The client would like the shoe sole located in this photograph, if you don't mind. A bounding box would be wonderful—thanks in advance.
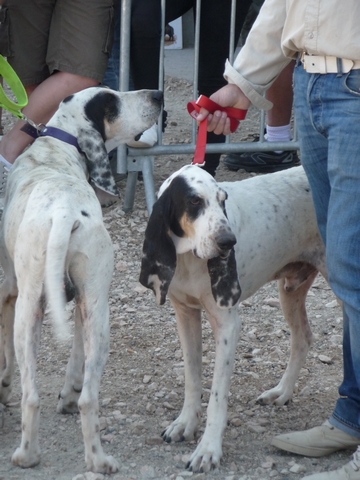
[224,161,300,174]
[271,437,358,457]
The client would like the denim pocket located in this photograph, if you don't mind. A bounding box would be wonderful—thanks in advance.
[343,69,360,97]
[0,6,11,57]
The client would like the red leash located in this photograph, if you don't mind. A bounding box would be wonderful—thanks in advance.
[187,95,247,166]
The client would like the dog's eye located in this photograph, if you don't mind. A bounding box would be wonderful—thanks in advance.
[190,196,201,205]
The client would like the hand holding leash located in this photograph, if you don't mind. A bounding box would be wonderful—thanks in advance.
[187,94,247,166]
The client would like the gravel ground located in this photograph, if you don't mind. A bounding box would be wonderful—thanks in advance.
[0,77,351,480]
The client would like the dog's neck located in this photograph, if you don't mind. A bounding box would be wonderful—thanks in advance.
[170,232,195,255]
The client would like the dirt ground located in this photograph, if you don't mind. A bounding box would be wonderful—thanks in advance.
[0,77,350,480]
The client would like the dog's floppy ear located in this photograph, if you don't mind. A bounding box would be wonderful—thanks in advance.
[139,188,176,305]
[207,249,241,308]
[77,130,120,198]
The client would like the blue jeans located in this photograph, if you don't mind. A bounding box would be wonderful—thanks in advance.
[294,64,360,438]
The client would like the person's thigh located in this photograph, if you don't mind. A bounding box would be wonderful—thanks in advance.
[325,69,360,307]
[47,0,115,83]
[293,64,330,243]
[295,65,360,319]
[6,0,56,85]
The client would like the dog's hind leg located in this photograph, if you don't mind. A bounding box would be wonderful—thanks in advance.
[77,290,119,474]
[11,289,44,468]
[0,275,17,405]
[257,266,318,406]
[57,304,84,414]
[161,299,203,443]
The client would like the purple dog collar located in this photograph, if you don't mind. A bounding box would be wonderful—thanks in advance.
[20,123,83,154]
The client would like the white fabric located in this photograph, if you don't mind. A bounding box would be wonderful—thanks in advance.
[224,0,360,110]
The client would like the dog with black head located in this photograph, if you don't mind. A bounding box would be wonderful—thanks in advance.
[0,87,162,473]
[140,164,328,472]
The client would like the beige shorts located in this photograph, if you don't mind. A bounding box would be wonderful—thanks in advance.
[3,0,115,85]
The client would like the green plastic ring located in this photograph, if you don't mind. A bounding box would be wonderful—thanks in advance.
[0,55,28,119]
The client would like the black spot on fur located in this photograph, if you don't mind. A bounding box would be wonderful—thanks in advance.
[166,176,205,236]
[84,91,120,140]
[81,210,89,217]
[63,94,74,103]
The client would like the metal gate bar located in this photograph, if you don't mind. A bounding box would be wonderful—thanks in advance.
[117,0,299,213]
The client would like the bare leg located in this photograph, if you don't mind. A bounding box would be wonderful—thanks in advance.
[267,61,295,127]
[0,71,98,163]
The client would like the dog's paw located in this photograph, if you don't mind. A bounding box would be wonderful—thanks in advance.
[86,454,119,474]
[186,436,222,473]
[257,385,293,406]
[12,445,41,468]
[57,390,81,414]
[161,409,201,443]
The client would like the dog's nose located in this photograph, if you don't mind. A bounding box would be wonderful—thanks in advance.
[216,232,237,251]
[152,90,164,104]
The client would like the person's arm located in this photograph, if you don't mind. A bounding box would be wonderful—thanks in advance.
[197,0,290,134]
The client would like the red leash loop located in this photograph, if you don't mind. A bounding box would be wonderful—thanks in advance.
[187,95,247,166]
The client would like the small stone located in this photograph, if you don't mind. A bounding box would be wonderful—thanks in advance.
[318,354,332,364]
[143,375,152,384]
[246,423,267,433]
[229,417,242,427]
[326,299,339,308]
[72,473,105,480]
[146,402,156,413]
[101,397,111,407]
[289,463,307,473]
[99,417,107,431]
[264,297,280,308]
[145,436,164,445]
[299,386,311,397]
[140,465,156,478]
[261,457,275,469]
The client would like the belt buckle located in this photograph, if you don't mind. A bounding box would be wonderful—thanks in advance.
[300,51,307,69]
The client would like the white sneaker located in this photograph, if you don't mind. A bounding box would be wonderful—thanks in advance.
[302,446,360,479]
[127,123,157,148]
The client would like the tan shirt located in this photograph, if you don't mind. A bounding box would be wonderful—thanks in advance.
[224,0,360,110]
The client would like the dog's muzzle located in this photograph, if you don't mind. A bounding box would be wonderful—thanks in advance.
[216,231,237,258]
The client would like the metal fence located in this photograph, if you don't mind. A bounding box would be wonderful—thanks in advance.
[116,0,299,213]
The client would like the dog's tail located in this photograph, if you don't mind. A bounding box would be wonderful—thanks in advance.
[44,216,77,342]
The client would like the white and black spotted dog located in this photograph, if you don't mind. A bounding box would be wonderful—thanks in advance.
[140,164,328,472]
[0,87,162,473]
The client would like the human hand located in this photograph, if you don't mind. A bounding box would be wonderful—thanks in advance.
[196,84,251,135]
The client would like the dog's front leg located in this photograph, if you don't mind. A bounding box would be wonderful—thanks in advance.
[57,304,84,414]
[11,295,43,468]
[162,297,203,443]
[187,307,240,473]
